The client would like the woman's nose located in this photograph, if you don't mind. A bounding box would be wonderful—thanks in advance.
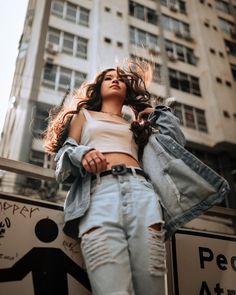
[112,77,119,84]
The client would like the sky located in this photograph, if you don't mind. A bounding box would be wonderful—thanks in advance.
[0,0,29,134]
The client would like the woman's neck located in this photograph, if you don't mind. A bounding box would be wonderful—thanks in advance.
[101,102,123,116]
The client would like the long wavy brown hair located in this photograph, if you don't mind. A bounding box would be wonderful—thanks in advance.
[44,60,154,155]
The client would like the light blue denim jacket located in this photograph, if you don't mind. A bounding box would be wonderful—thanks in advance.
[142,107,230,239]
[55,107,230,240]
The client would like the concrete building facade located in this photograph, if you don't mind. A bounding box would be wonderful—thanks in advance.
[0,0,236,206]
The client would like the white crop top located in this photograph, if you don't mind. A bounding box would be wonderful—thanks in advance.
[80,109,138,161]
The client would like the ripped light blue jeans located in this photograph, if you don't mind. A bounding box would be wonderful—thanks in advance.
[78,169,166,295]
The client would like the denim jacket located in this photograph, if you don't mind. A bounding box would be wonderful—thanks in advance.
[142,107,230,239]
[55,107,230,240]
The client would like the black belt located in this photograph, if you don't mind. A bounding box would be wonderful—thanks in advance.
[91,164,150,181]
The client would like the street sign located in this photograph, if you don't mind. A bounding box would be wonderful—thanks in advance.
[171,229,236,295]
[0,193,91,295]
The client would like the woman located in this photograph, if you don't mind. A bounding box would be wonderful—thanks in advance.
[44,60,229,294]
[44,62,167,295]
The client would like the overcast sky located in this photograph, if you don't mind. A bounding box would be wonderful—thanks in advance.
[0,0,28,134]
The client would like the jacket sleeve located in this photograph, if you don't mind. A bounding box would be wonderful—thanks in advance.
[54,137,94,183]
[148,106,186,147]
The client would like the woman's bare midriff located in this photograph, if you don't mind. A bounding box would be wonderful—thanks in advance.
[104,152,140,169]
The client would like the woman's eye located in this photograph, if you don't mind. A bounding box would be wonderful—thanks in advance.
[104,77,111,80]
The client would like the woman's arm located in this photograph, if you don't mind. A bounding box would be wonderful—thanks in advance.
[68,111,85,144]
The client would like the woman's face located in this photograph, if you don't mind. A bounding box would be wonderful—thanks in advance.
[100,70,127,103]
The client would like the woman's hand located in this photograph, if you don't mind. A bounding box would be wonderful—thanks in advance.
[137,107,155,122]
[82,149,109,174]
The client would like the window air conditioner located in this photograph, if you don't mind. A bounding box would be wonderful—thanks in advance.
[46,43,60,55]
[149,46,161,56]
[169,3,179,12]
[174,29,183,38]
[184,32,194,42]
[167,51,178,62]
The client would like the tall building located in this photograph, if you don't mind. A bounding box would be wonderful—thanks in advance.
[0,0,236,206]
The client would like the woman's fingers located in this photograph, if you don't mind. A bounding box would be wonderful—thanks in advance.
[82,150,109,173]
[137,107,155,121]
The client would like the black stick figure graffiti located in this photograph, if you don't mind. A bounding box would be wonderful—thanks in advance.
[0,218,91,295]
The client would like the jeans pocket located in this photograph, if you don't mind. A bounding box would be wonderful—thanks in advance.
[139,178,155,190]
[165,159,216,205]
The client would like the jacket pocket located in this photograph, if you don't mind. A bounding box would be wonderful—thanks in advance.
[164,159,217,207]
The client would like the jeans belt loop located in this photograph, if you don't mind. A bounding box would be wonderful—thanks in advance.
[130,167,137,177]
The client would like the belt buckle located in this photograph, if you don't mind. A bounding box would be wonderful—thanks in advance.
[111,164,127,175]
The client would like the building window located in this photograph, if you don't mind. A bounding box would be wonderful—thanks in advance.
[58,67,72,91]
[129,1,158,25]
[74,72,87,88]
[32,104,50,138]
[196,109,208,132]
[76,37,88,59]
[42,64,87,92]
[47,28,60,45]
[174,103,184,125]
[130,54,161,83]
[184,105,196,129]
[162,14,191,39]
[219,18,234,34]
[225,39,236,56]
[216,77,222,83]
[169,69,201,96]
[51,0,64,17]
[175,103,208,132]
[160,0,187,14]
[50,1,90,27]
[210,48,216,54]
[215,0,231,14]
[65,2,77,22]
[29,150,45,167]
[153,64,161,82]
[47,27,88,59]
[231,64,236,80]
[62,32,74,55]
[43,63,57,89]
[79,7,90,27]
[129,26,159,50]
[165,39,197,65]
